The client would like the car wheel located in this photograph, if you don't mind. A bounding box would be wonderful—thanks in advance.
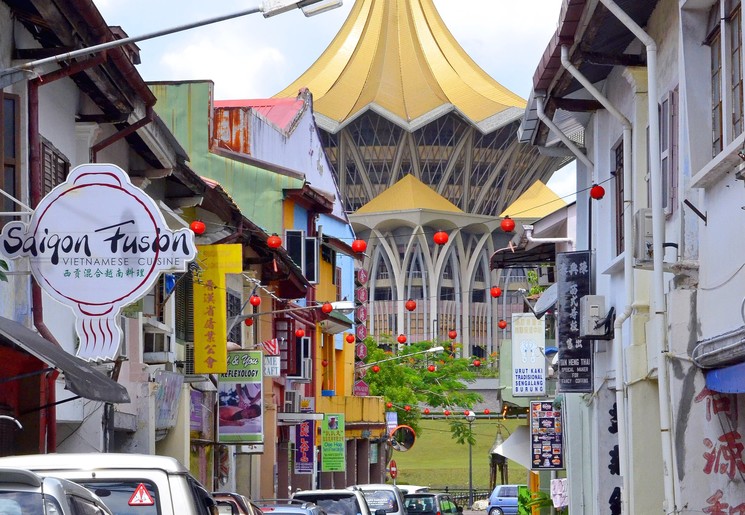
[488,509,503,515]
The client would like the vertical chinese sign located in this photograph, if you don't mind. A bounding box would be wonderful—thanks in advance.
[354,267,370,394]
[556,250,593,393]
[530,400,564,470]
[511,313,546,397]
[193,244,242,374]
[294,397,315,475]
[321,413,345,472]
[217,350,264,443]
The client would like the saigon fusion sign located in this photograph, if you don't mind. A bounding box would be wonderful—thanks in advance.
[0,164,196,361]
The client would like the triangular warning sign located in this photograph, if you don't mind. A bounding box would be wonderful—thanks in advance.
[128,483,155,506]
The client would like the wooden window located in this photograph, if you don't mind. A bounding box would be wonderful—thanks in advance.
[661,89,679,217]
[41,137,70,196]
[712,29,724,156]
[275,317,297,376]
[613,142,625,256]
[335,266,342,301]
[285,229,319,284]
[1,94,21,229]
[175,270,194,342]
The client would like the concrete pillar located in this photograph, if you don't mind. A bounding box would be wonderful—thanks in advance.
[356,439,371,484]
[277,443,290,499]
[345,439,357,486]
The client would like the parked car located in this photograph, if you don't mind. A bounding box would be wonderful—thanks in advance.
[403,492,460,515]
[255,498,327,515]
[0,467,114,515]
[396,486,429,495]
[214,492,263,515]
[0,453,217,515]
[292,489,380,515]
[486,485,523,515]
[348,485,405,515]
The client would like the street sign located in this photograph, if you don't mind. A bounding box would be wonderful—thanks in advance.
[355,268,369,286]
[355,287,369,303]
[353,379,369,396]
[389,459,398,479]
[356,324,368,341]
[356,342,368,360]
[355,305,368,323]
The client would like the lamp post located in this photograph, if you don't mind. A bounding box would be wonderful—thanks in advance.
[465,411,476,508]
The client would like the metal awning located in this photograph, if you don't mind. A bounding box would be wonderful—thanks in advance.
[706,362,745,394]
[0,317,130,403]
[491,425,532,469]
[319,310,353,334]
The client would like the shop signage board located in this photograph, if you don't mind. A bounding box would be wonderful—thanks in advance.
[530,400,564,470]
[217,350,264,443]
[294,398,315,475]
[321,413,345,472]
[356,324,368,340]
[355,305,368,323]
[556,251,593,392]
[511,313,546,397]
[353,380,369,397]
[355,268,369,286]
[356,342,368,360]
[355,286,368,303]
[0,163,196,361]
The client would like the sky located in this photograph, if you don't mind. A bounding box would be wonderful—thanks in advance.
[92,0,575,200]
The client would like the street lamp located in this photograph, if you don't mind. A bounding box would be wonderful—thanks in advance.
[465,411,476,508]
[0,0,344,89]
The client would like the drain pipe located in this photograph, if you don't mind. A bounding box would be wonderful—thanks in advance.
[596,1,675,513]
[561,44,634,515]
[524,225,574,250]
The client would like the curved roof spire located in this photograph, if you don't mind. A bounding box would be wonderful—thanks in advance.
[275,0,527,134]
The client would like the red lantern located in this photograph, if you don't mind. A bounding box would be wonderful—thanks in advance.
[190,220,206,235]
[249,295,261,307]
[500,216,515,233]
[590,183,606,200]
[498,319,507,330]
[448,330,457,340]
[351,239,367,253]
[427,364,436,372]
[464,410,471,416]
[473,359,481,367]
[267,234,282,249]
[404,405,411,412]
[386,402,393,409]
[295,329,305,338]
[372,365,381,373]
[484,409,491,415]
[423,408,430,415]
[397,334,407,344]
[345,334,355,344]
[321,302,333,314]
[244,318,253,327]
[322,359,328,367]
[444,409,451,417]
[433,230,449,245]
[405,299,417,312]
[490,286,502,298]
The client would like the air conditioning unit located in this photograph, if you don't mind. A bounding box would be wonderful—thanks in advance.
[184,343,195,375]
[284,390,300,413]
[634,208,653,269]
[537,265,555,286]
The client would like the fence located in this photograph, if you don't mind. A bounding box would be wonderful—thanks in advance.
[431,488,491,508]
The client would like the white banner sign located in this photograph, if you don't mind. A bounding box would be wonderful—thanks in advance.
[264,355,280,377]
[511,313,546,397]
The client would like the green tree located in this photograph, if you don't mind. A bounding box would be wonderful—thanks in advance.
[362,337,483,440]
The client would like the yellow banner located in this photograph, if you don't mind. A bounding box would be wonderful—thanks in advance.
[193,244,243,374]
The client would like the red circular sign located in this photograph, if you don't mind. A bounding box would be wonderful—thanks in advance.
[389,460,398,479]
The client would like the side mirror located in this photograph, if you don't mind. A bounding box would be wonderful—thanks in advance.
[215,501,237,515]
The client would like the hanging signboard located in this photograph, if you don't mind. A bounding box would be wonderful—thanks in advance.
[511,313,546,397]
[353,379,369,397]
[321,413,346,472]
[294,397,315,475]
[556,251,593,393]
[530,400,564,470]
[0,163,196,361]
[217,350,264,443]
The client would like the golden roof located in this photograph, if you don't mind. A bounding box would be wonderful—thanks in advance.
[275,0,527,134]
[356,174,463,213]
[500,181,566,219]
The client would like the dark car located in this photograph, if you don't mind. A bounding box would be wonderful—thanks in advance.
[255,499,327,515]
[403,493,461,515]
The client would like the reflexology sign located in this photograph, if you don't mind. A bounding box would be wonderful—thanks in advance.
[0,164,196,361]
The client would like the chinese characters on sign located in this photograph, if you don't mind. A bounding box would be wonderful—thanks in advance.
[556,251,593,393]
[321,413,345,472]
[530,401,564,470]
[217,350,264,444]
[354,267,369,394]
[294,397,315,475]
[511,313,546,397]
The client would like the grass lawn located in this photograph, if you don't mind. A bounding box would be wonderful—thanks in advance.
[390,418,529,490]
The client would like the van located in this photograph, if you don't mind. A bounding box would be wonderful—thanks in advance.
[0,453,217,515]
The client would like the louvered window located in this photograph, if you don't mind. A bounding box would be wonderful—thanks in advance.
[1,94,20,229]
[274,317,296,376]
[41,137,69,196]
[227,289,242,344]
[175,270,194,342]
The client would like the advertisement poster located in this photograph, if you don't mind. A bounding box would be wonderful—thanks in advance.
[294,397,315,475]
[217,350,263,443]
[511,313,546,397]
[321,413,345,472]
[530,400,564,470]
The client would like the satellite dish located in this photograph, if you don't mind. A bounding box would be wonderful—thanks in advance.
[533,283,558,320]
[389,425,416,452]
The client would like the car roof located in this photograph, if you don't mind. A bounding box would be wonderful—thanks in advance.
[0,453,190,474]
[294,490,361,496]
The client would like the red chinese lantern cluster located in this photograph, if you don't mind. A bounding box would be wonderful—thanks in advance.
[490,286,502,298]
[498,319,507,330]
[190,220,206,235]
[345,334,355,344]
[244,318,253,327]
[397,334,407,344]
[267,234,282,249]
[405,299,417,312]
[473,359,481,367]
[372,365,381,373]
[433,230,449,245]
[351,239,367,253]
[295,328,305,338]
[249,295,261,307]
[448,329,457,340]
[500,216,515,233]
[321,302,333,314]
[590,183,606,200]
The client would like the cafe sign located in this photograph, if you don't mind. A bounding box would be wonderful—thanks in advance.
[0,164,196,361]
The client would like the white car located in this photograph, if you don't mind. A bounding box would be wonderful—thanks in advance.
[349,485,406,515]
[293,489,379,515]
[396,486,429,495]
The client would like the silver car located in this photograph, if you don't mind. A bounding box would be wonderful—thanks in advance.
[0,467,113,515]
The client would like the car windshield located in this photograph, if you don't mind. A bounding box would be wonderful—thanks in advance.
[359,492,396,513]
[293,495,360,515]
[403,496,435,515]
[0,492,55,515]
[80,480,160,515]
